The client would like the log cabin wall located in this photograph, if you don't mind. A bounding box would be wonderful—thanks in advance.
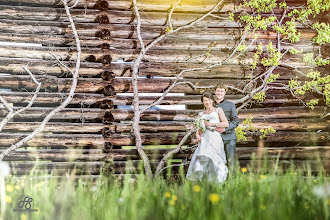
[0,0,328,176]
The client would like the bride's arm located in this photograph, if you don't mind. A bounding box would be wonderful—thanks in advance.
[196,128,202,142]
[214,108,229,128]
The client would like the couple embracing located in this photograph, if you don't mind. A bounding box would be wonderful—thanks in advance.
[186,83,239,183]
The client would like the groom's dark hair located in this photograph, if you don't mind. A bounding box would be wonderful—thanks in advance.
[201,92,216,106]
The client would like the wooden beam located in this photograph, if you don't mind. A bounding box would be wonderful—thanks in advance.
[0,75,107,93]
[108,106,326,122]
[0,107,104,121]
[0,133,104,148]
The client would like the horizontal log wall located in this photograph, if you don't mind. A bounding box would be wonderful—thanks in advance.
[0,0,328,176]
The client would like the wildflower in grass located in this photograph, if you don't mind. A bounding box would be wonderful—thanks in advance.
[171,195,177,201]
[164,192,171,198]
[90,186,98,192]
[5,195,12,204]
[169,200,176,206]
[20,214,27,220]
[241,167,247,173]
[260,205,266,210]
[118,198,123,204]
[260,175,267,179]
[6,185,14,192]
[193,185,201,192]
[313,183,330,198]
[209,194,220,204]
[248,192,253,196]
[15,185,20,190]
[314,179,318,183]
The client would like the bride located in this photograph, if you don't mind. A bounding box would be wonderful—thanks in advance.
[186,92,229,183]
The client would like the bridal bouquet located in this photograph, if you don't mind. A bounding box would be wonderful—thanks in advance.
[194,117,206,132]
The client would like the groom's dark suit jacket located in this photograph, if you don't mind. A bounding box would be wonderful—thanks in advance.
[216,100,239,140]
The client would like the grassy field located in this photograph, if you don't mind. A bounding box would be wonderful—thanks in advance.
[2,161,329,220]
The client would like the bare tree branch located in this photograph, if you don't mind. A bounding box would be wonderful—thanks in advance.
[0,67,41,132]
[155,128,196,178]
[0,0,81,161]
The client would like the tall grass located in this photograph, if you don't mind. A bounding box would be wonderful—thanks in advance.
[3,161,329,220]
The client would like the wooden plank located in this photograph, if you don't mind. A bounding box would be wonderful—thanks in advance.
[3,122,107,133]
[0,0,108,10]
[0,5,310,28]
[0,133,104,148]
[0,32,316,53]
[109,78,301,94]
[0,107,104,121]
[0,5,100,23]
[110,93,322,106]
[109,62,327,79]
[2,146,329,161]
[0,75,107,93]
[104,131,329,146]
[0,20,316,42]
[108,106,326,122]
[0,92,106,106]
[111,118,330,133]
[1,57,326,80]
[0,57,105,77]
[0,46,111,63]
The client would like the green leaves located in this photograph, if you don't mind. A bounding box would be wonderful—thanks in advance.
[312,22,330,45]
[235,115,277,141]
[240,0,277,13]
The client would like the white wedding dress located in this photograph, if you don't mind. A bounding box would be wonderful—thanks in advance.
[186,108,228,183]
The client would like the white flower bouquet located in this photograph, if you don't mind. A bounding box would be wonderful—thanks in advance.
[194,117,206,132]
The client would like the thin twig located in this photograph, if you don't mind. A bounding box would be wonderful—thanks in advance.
[0,0,81,161]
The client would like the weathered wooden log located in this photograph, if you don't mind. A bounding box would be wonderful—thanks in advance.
[0,130,327,148]
[109,78,300,94]
[0,5,311,28]
[0,57,105,77]
[0,75,107,93]
[107,0,307,13]
[109,62,327,79]
[0,133,104,148]
[108,107,326,122]
[0,19,316,41]
[0,5,101,23]
[3,122,107,133]
[0,46,111,63]
[0,32,316,54]
[0,0,307,13]
[9,162,103,175]
[0,92,106,106]
[110,48,308,65]
[109,118,329,133]
[0,0,109,10]
[103,131,329,146]
[2,57,325,80]
[9,159,329,175]
[0,107,104,121]
[110,93,322,106]
[1,146,328,162]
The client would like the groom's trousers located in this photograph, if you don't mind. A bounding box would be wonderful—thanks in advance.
[223,139,236,170]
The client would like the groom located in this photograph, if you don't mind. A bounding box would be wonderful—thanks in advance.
[214,83,239,171]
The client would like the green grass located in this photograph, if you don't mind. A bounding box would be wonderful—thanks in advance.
[3,162,330,220]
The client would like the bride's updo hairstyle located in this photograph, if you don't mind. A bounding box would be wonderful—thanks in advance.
[201,92,216,107]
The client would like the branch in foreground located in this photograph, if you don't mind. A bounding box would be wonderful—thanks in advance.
[0,66,41,132]
[155,128,196,178]
[0,0,81,161]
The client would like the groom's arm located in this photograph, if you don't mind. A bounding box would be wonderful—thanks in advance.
[224,103,239,133]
